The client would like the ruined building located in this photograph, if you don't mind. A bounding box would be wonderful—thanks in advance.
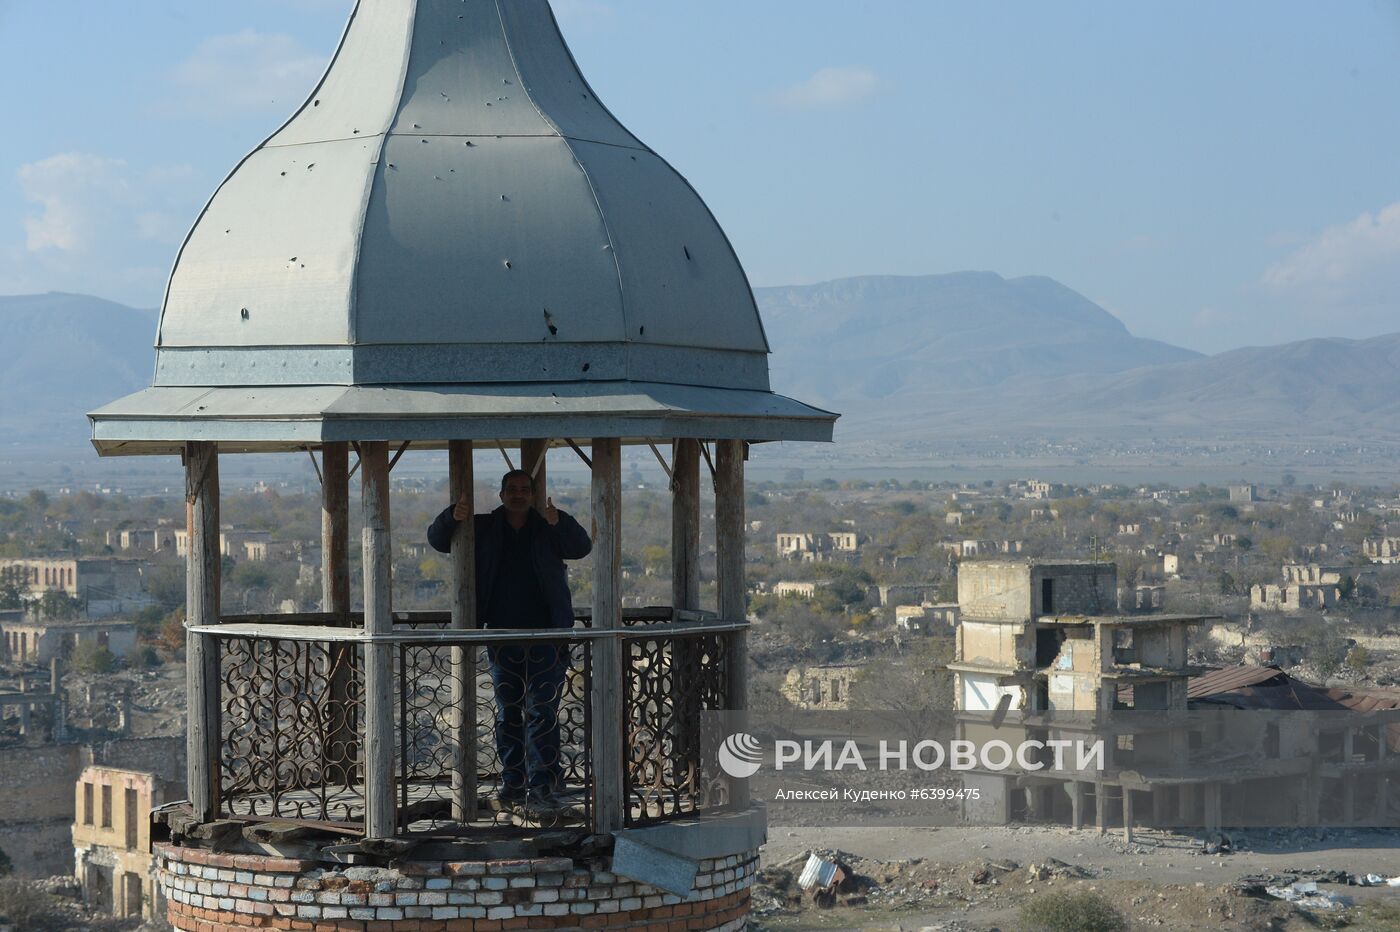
[951,560,1399,838]
[73,766,179,920]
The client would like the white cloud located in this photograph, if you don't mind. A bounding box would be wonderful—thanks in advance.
[771,67,880,110]
[7,152,199,305]
[1259,201,1400,337]
[1264,201,1400,289]
[19,154,131,253]
[167,31,326,117]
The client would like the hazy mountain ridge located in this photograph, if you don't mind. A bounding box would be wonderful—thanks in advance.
[4,280,1399,452]
[0,293,156,445]
[757,273,1201,406]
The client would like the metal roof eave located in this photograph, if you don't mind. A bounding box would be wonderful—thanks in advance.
[87,382,837,455]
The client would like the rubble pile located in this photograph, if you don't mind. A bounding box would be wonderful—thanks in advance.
[0,876,171,931]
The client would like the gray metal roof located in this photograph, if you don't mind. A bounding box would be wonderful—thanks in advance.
[90,0,835,453]
[89,382,835,455]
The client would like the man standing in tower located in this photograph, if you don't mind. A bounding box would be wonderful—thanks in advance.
[428,469,592,810]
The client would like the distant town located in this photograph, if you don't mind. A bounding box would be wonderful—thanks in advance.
[4,473,1400,924]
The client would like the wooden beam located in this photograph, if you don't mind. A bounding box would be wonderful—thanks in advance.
[590,438,624,832]
[564,438,592,469]
[715,439,748,808]
[321,442,356,788]
[360,441,396,839]
[671,440,701,612]
[448,440,478,823]
[321,443,350,614]
[495,441,515,471]
[648,442,673,485]
[521,439,549,512]
[185,441,221,823]
[671,439,702,796]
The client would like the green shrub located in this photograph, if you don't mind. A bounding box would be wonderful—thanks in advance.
[0,879,56,931]
[1020,890,1127,932]
[70,640,116,674]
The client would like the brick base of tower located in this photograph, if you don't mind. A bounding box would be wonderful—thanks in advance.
[155,843,756,932]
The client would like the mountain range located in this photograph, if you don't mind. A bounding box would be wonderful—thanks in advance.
[754,274,1400,442]
[3,277,1399,451]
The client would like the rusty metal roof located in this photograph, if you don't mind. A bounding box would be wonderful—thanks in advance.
[1186,665,1293,700]
[1322,687,1400,713]
[91,0,835,452]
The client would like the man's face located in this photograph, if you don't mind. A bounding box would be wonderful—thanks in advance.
[500,476,534,514]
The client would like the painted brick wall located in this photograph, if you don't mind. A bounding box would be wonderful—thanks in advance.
[156,843,757,932]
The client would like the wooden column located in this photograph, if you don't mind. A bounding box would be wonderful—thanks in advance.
[671,440,701,610]
[448,440,478,823]
[521,438,549,511]
[320,443,357,788]
[184,441,221,822]
[590,438,624,832]
[321,443,350,613]
[1068,781,1084,830]
[671,439,702,792]
[360,442,396,838]
[1121,788,1134,843]
[1095,782,1108,834]
[715,440,749,808]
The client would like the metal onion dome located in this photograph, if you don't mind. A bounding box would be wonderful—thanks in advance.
[90,0,835,454]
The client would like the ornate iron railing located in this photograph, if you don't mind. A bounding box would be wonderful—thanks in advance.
[623,628,733,826]
[200,610,742,838]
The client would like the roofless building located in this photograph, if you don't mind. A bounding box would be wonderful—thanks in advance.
[90,1,834,928]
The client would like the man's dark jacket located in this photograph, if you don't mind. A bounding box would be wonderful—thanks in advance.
[427,505,592,629]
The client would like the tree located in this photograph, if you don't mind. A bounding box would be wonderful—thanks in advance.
[1217,572,1236,596]
[36,589,82,620]
[0,583,22,610]
[1302,623,1349,682]
[158,610,187,655]
[71,640,116,674]
[849,639,954,739]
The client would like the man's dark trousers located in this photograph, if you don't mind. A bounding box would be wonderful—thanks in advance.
[489,641,568,795]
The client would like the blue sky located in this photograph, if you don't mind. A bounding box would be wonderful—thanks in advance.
[1,0,1397,353]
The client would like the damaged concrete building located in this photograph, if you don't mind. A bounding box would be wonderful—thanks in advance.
[72,766,178,920]
[950,560,1400,838]
[783,664,860,710]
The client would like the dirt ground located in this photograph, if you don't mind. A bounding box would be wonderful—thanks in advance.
[751,824,1400,931]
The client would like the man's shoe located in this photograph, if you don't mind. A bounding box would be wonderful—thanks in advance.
[497,786,527,806]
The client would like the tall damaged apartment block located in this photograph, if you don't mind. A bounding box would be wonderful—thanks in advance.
[950,559,1400,837]
[950,561,1215,837]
